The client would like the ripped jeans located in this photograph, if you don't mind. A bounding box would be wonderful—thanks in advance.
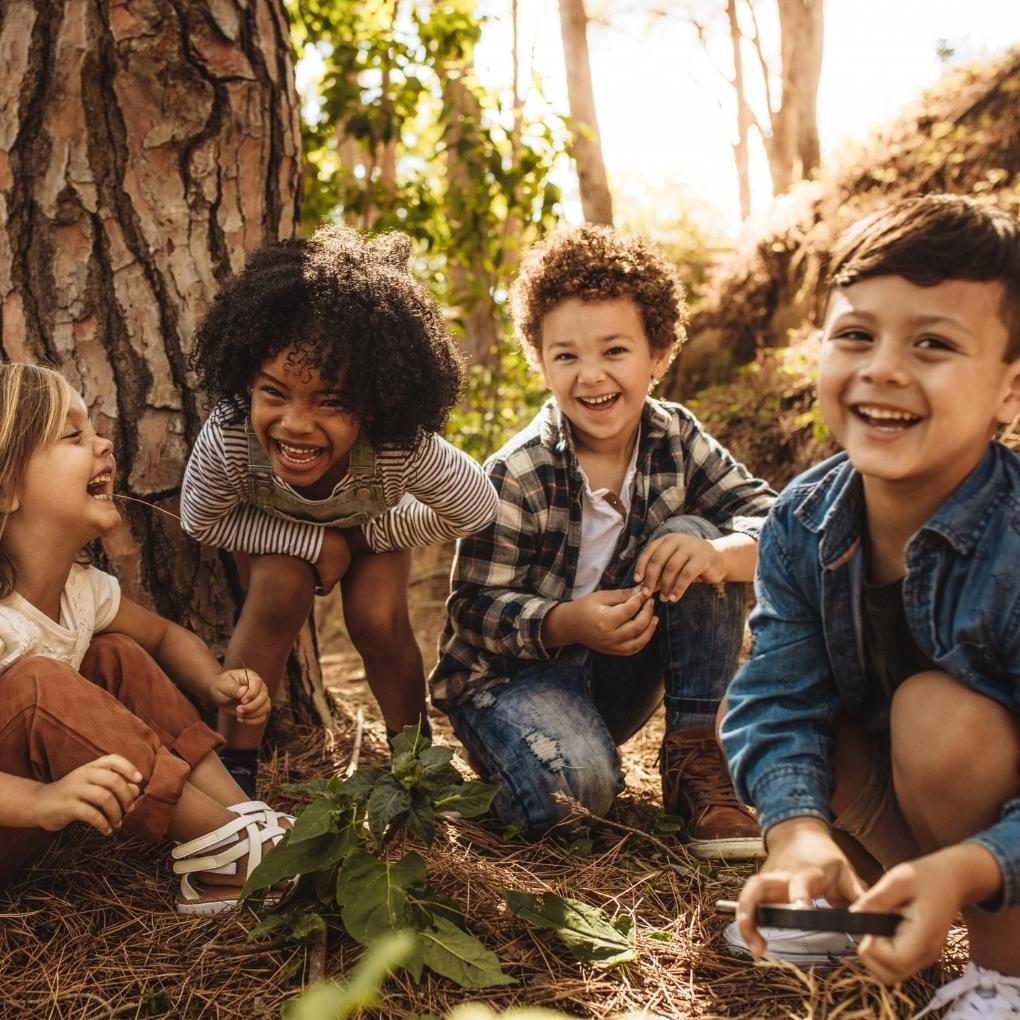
[445,516,746,836]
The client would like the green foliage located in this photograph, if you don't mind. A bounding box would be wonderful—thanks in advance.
[243,725,511,992]
[503,890,638,968]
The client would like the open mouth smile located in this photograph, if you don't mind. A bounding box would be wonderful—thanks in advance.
[86,472,113,501]
[576,393,620,411]
[850,403,923,432]
[272,438,326,468]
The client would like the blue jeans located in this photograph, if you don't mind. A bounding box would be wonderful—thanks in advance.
[446,516,746,835]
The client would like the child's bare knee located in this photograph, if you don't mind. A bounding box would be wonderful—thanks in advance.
[345,601,413,657]
[245,557,315,620]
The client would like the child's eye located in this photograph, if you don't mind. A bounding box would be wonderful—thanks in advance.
[321,398,345,410]
[258,385,285,399]
[833,329,872,344]
[917,335,954,352]
[554,352,575,362]
[606,346,628,356]
[62,429,83,442]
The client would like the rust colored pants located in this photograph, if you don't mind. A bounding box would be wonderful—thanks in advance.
[0,633,222,886]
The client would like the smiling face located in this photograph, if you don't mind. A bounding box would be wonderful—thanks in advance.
[12,391,119,544]
[818,274,1020,502]
[249,346,361,498]
[539,297,671,455]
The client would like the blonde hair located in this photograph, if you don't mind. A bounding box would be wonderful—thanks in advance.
[0,364,73,597]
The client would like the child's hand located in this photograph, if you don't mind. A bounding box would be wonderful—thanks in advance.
[736,817,867,958]
[561,587,658,655]
[634,534,725,601]
[35,756,143,835]
[210,668,271,726]
[314,528,354,595]
[853,848,981,984]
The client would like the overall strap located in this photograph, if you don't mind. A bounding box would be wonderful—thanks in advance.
[245,418,276,504]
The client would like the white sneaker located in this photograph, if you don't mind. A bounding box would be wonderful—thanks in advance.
[723,919,860,966]
[912,963,1020,1019]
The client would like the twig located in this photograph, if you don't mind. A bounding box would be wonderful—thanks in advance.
[113,493,182,523]
[551,792,698,878]
[308,927,328,983]
[345,708,364,777]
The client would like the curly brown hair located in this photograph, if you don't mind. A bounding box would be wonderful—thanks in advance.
[189,224,463,449]
[509,225,687,367]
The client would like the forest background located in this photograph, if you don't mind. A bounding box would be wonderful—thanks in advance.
[0,0,1019,1017]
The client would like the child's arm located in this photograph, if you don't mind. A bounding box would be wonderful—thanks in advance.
[540,587,658,655]
[0,757,142,834]
[359,434,500,553]
[103,598,271,726]
[180,411,326,563]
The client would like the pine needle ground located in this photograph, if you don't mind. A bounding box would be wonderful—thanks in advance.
[0,547,967,1019]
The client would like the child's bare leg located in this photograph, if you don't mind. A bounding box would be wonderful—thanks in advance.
[341,549,427,733]
[890,670,1020,975]
[221,553,317,750]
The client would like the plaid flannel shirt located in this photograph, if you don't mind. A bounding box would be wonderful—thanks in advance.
[429,397,777,709]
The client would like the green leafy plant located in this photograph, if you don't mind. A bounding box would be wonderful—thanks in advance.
[503,890,638,969]
[243,726,514,990]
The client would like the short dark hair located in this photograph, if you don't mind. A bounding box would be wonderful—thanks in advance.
[828,195,1020,361]
[509,225,687,366]
[189,224,463,449]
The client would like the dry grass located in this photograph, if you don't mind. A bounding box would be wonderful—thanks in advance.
[0,547,967,1019]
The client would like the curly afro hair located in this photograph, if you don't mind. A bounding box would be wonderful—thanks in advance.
[189,224,463,449]
[509,225,687,368]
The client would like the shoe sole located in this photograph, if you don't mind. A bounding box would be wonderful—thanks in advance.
[685,836,766,861]
[723,943,854,967]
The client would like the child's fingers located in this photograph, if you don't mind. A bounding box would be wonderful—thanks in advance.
[93,754,144,785]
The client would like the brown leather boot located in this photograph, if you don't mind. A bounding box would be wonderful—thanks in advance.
[660,727,764,860]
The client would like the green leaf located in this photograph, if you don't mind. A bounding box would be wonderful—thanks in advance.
[289,797,338,843]
[418,916,516,988]
[338,767,386,805]
[336,850,427,944]
[367,774,413,845]
[242,828,356,897]
[281,930,416,1020]
[418,745,461,791]
[654,813,686,835]
[245,911,287,941]
[390,722,431,757]
[432,779,497,819]
[290,909,327,941]
[502,891,637,968]
[392,750,424,789]
[412,887,465,931]
[403,788,435,845]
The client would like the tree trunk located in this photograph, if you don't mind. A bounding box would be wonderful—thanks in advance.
[442,71,502,371]
[0,0,331,734]
[727,0,752,220]
[558,0,613,225]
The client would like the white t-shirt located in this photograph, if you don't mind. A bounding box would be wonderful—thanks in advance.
[0,563,122,674]
[572,437,641,598]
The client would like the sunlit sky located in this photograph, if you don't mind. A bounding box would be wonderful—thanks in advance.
[474,0,1020,233]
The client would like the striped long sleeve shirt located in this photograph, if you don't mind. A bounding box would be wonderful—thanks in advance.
[429,397,777,709]
[180,405,499,562]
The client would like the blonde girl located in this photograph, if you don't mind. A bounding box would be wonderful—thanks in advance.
[0,364,286,913]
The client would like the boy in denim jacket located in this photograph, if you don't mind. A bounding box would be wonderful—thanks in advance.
[722,195,1020,1016]
[431,226,775,857]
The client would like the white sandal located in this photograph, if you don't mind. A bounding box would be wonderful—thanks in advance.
[171,811,287,915]
[229,799,296,828]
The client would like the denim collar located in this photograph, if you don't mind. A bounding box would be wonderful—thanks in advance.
[793,444,1005,568]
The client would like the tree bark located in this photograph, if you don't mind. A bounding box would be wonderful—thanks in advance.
[727,0,752,220]
[558,0,613,225]
[0,0,330,733]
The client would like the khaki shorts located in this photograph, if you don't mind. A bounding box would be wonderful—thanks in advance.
[831,732,920,869]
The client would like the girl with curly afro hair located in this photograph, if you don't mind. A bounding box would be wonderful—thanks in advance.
[181,224,498,793]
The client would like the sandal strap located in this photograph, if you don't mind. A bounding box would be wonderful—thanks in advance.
[171,812,259,861]
[174,816,288,902]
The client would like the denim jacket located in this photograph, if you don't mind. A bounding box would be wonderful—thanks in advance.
[722,443,1020,908]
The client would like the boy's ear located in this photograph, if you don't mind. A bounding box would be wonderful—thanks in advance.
[994,357,1020,425]
[0,492,20,514]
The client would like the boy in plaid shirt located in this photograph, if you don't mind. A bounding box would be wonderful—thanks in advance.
[430,226,776,856]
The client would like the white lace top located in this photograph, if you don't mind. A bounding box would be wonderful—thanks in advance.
[0,564,121,674]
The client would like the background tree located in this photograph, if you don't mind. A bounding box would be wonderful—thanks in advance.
[558,0,615,224]
[294,0,568,459]
[0,0,332,733]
